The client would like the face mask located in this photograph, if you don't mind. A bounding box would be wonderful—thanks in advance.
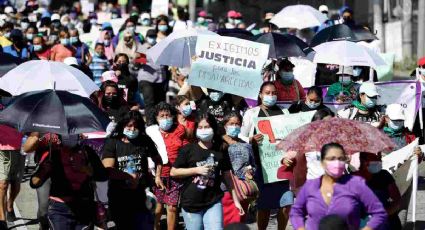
[123,128,139,139]
[142,19,150,26]
[180,105,192,117]
[306,100,321,109]
[95,51,104,57]
[70,36,78,44]
[104,40,110,46]
[280,71,294,84]
[103,95,119,106]
[33,44,42,51]
[4,32,10,38]
[196,128,214,142]
[126,26,136,33]
[158,25,168,32]
[159,118,173,131]
[235,19,242,24]
[62,21,70,27]
[90,19,97,25]
[262,95,277,107]
[339,75,352,85]
[49,35,58,42]
[353,68,362,77]
[209,92,223,102]
[325,160,346,178]
[26,33,34,40]
[228,18,235,24]
[388,120,404,131]
[226,125,241,138]
[367,161,382,174]
[21,22,29,30]
[197,17,205,23]
[147,37,156,45]
[60,38,70,46]
[112,14,118,19]
[364,96,376,109]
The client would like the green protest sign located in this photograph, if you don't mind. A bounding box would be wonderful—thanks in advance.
[254,111,315,184]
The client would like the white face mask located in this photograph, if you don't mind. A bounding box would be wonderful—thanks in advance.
[388,120,404,131]
[196,128,214,142]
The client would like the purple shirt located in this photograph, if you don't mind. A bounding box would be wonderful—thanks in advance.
[290,175,387,230]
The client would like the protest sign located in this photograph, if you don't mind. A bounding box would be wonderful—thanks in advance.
[151,0,169,18]
[277,80,420,131]
[254,111,315,183]
[188,35,269,99]
[382,138,418,173]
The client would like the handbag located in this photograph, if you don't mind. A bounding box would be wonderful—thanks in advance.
[230,172,259,202]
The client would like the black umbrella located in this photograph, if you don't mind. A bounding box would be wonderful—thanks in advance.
[217,28,254,40]
[310,24,357,47]
[255,32,314,59]
[0,90,109,135]
[0,52,21,78]
[350,25,378,42]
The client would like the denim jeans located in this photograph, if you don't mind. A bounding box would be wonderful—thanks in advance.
[37,178,51,230]
[182,201,223,230]
[47,200,91,230]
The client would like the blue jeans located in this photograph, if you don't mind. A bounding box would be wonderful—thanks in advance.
[47,200,91,230]
[181,201,223,230]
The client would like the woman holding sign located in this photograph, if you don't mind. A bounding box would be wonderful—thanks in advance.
[240,82,293,230]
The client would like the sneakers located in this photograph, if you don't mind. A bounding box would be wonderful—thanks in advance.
[6,210,16,222]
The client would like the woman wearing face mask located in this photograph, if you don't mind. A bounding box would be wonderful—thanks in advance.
[97,80,129,122]
[288,86,329,113]
[176,95,195,141]
[379,104,416,151]
[112,53,139,107]
[170,113,244,230]
[198,89,232,122]
[240,82,291,230]
[290,143,387,230]
[30,35,51,60]
[115,29,143,62]
[338,82,384,127]
[145,102,187,230]
[50,29,75,62]
[97,31,115,64]
[356,152,402,230]
[69,29,92,65]
[220,112,256,226]
[274,58,306,102]
[24,25,37,45]
[156,15,171,42]
[112,20,144,48]
[102,111,163,229]
[325,66,359,103]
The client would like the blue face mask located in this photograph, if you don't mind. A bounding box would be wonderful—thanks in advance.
[70,36,78,44]
[196,128,214,142]
[209,92,223,102]
[262,95,277,107]
[123,128,139,139]
[158,25,168,32]
[388,120,404,131]
[147,37,156,45]
[367,161,382,174]
[60,38,70,46]
[280,71,294,84]
[226,125,241,138]
[181,105,192,117]
[26,33,34,40]
[306,101,321,109]
[142,19,150,26]
[364,96,377,109]
[159,118,173,131]
[104,40,110,46]
[33,44,42,51]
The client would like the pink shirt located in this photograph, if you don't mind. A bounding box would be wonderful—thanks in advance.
[0,125,23,151]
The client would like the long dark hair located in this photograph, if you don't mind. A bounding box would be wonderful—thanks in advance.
[257,81,276,106]
[195,112,222,151]
[112,110,146,139]
[155,15,172,35]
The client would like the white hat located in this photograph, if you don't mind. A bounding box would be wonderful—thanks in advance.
[319,5,329,13]
[386,104,405,120]
[51,13,60,21]
[337,66,354,76]
[140,13,150,20]
[359,82,379,97]
[63,57,78,66]
[4,6,14,14]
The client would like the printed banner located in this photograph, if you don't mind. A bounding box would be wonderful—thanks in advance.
[189,35,269,99]
[151,0,169,18]
[277,80,420,131]
[254,111,315,184]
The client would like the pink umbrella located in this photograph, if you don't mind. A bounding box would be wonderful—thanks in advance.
[276,117,396,155]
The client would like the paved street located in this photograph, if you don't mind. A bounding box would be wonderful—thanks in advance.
[9,161,425,230]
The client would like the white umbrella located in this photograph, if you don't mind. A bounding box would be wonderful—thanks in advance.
[0,60,98,97]
[312,41,387,68]
[270,4,327,30]
[147,28,216,68]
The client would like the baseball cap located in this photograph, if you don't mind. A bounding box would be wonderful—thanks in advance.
[418,56,425,67]
[63,57,78,66]
[4,6,14,14]
[101,71,118,83]
[140,13,150,20]
[386,104,405,120]
[227,10,238,18]
[319,5,329,13]
[51,13,60,21]
[198,10,207,17]
[359,82,379,97]
[337,66,354,76]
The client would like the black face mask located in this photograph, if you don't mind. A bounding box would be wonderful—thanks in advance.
[103,95,119,107]
[115,63,128,71]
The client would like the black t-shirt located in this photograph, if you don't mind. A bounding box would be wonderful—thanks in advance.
[352,107,383,124]
[198,97,232,122]
[367,170,395,208]
[173,143,232,212]
[102,135,159,210]
[288,101,329,113]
